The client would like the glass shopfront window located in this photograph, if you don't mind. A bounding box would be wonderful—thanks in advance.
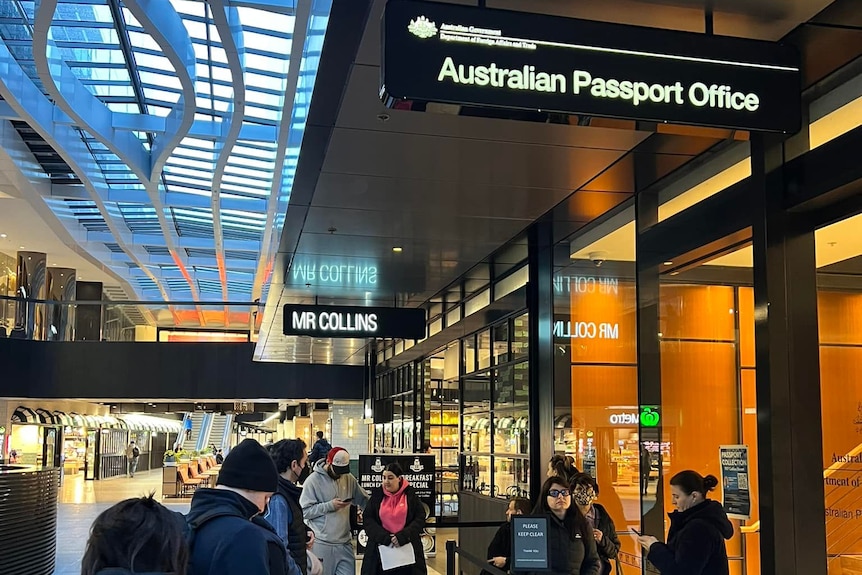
[462,313,530,499]
[815,212,862,574]
[555,229,641,571]
[558,201,761,574]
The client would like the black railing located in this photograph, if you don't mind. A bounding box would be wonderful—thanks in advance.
[446,539,510,575]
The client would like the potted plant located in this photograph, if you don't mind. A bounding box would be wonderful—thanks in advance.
[163,450,177,466]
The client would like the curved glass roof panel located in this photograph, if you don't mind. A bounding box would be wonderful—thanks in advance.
[0,0,334,316]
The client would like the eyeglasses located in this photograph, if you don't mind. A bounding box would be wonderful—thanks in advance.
[548,489,570,498]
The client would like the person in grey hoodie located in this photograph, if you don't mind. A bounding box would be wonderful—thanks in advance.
[300,447,370,575]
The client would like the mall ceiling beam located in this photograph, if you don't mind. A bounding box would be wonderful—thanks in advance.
[107,0,149,126]
[251,0,312,303]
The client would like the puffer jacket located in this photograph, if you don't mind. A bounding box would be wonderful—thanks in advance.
[647,499,734,575]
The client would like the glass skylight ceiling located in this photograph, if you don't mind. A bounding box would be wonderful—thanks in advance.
[0,0,332,312]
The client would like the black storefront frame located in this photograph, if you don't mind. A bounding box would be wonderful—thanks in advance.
[630,122,862,574]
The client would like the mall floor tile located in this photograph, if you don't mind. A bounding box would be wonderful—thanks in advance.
[53,469,448,575]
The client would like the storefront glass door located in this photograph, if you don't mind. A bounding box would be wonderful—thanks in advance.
[815,211,862,574]
[652,243,759,575]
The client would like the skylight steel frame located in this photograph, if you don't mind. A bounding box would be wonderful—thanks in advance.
[0,0,333,327]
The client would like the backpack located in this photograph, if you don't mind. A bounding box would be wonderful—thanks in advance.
[132,446,140,458]
[182,510,288,574]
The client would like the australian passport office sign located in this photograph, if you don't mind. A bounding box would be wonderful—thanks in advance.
[381,0,801,133]
[283,304,426,339]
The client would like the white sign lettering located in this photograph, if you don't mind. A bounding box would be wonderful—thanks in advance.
[291,311,379,334]
[554,321,619,340]
[553,276,619,294]
[437,57,761,112]
[609,412,639,425]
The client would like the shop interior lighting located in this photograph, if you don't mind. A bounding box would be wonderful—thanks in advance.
[392,246,403,253]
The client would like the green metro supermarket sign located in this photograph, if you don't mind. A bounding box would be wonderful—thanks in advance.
[640,407,660,427]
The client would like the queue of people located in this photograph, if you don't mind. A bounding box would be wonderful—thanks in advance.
[76,441,730,575]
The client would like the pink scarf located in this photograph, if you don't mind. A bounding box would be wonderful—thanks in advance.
[379,479,410,534]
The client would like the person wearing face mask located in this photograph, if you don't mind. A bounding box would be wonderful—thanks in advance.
[301,447,371,575]
[534,477,601,575]
[266,439,316,575]
[360,463,427,575]
[483,497,532,574]
[186,438,298,575]
[636,471,732,575]
[570,474,620,575]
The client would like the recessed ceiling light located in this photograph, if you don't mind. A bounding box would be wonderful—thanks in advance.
[19,246,25,249]
[0,233,6,238]
[392,246,403,253]
[663,261,673,266]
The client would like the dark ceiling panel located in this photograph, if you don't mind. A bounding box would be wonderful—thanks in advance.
[311,173,581,218]
[321,129,630,192]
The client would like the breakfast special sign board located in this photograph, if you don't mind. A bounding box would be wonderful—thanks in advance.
[381,0,801,133]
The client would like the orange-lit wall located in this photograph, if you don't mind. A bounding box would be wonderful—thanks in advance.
[566,281,759,575]
[819,291,862,574]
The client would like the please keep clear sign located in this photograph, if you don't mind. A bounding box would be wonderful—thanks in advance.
[511,516,549,571]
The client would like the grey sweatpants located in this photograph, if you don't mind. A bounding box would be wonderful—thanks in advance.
[313,541,355,575]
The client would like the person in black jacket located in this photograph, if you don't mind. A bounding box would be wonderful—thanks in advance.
[81,494,188,575]
[534,476,601,575]
[360,462,427,575]
[186,438,300,575]
[266,439,315,575]
[309,431,332,464]
[485,497,531,572]
[570,474,620,575]
[637,470,733,575]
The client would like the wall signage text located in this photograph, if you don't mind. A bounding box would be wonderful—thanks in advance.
[554,320,619,340]
[282,304,426,339]
[383,0,801,133]
[291,260,378,288]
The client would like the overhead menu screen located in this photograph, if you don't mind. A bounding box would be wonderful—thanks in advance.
[381,0,801,133]
[283,304,426,339]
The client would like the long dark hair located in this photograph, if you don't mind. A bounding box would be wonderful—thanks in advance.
[81,493,189,575]
[533,476,591,541]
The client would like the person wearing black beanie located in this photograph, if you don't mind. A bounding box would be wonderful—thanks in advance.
[186,439,302,575]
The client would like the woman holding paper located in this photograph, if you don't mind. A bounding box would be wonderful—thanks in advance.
[361,462,427,575]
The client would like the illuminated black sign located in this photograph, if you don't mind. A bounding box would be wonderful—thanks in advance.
[282,304,426,339]
[382,0,800,133]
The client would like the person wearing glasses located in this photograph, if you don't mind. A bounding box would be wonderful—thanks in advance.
[533,477,601,575]
[570,474,620,575]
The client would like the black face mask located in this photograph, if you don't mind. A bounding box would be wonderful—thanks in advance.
[296,463,311,484]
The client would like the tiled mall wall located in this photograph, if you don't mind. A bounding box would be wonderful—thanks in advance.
[329,401,367,458]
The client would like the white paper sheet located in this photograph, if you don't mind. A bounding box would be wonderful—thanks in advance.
[378,543,416,571]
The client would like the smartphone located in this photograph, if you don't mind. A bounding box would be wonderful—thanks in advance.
[342,497,354,503]
[631,528,642,536]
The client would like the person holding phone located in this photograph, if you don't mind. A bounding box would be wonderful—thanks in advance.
[636,471,732,575]
[301,447,370,575]
[360,463,427,575]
